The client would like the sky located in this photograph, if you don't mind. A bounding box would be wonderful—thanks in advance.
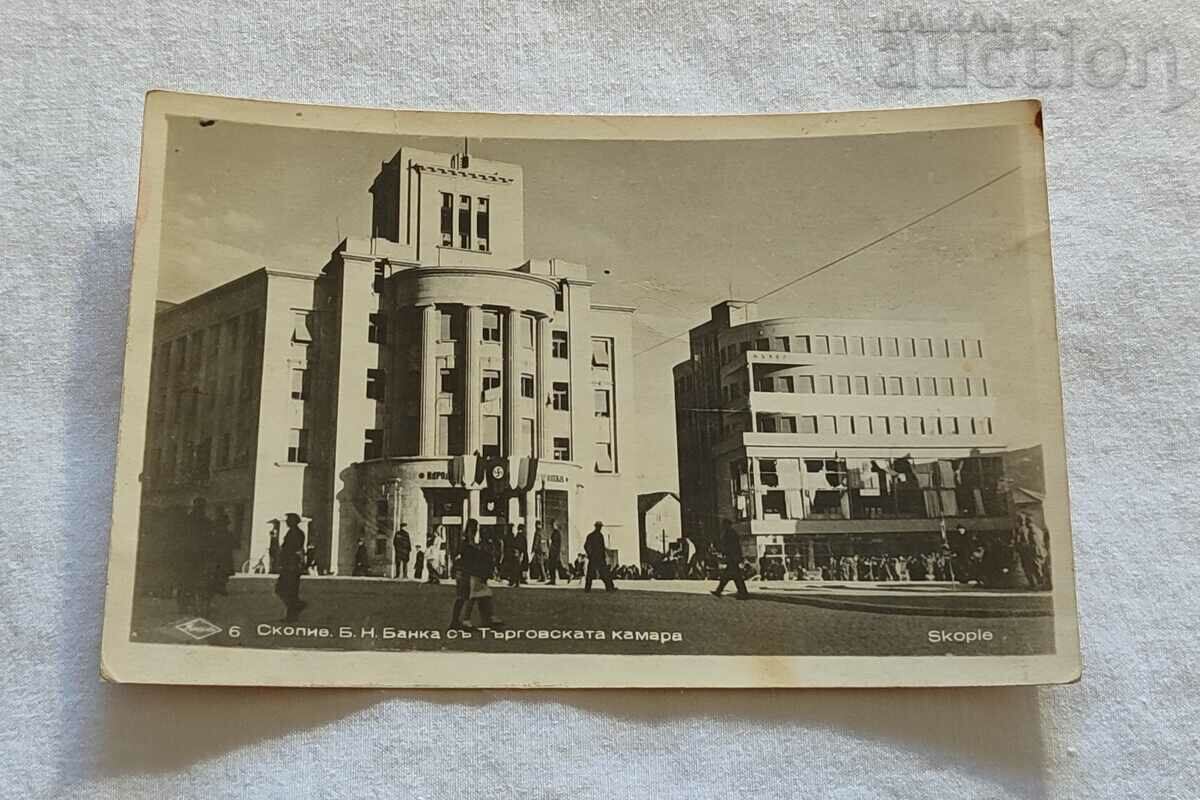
[158,117,1055,494]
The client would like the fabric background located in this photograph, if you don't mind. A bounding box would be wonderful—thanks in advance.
[1,2,1197,798]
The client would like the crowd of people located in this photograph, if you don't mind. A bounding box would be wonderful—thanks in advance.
[136,496,237,616]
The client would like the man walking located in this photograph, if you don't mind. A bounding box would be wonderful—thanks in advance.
[546,522,566,585]
[393,523,412,580]
[507,523,529,587]
[275,512,308,621]
[711,519,750,599]
[529,521,548,582]
[583,521,616,592]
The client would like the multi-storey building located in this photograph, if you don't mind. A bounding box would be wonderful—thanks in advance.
[139,147,637,576]
[673,300,1013,572]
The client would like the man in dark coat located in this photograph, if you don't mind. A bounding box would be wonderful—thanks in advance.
[546,522,566,585]
[353,539,370,576]
[275,513,308,621]
[392,524,412,580]
[711,519,749,599]
[507,524,529,587]
[583,521,616,592]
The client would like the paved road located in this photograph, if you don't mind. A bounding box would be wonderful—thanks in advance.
[132,577,1056,657]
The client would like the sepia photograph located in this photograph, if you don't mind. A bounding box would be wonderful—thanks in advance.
[101,93,1080,687]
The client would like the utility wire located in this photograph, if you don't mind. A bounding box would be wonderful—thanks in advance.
[632,165,1021,359]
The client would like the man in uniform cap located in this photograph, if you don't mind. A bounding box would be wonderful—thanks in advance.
[275,513,308,621]
[583,521,616,592]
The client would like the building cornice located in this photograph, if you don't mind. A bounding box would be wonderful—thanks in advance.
[411,164,515,184]
[590,303,637,314]
[395,265,561,292]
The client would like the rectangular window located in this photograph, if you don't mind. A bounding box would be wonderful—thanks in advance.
[902,376,919,396]
[940,339,953,358]
[482,415,501,458]
[775,376,794,393]
[883,337,900,357]
[926,416,940,436]
[886,376,903,395]
[373,263,386,293]
[919,337,934,357]
[481,369,501,403]
[902,337,916,357]
[594,441,614,473]
[779,416,798,433]
[481,309,502,342]
[816,375,834,394]
[436,414,463,456]
[551,382,570,411]
[439,368,455,395]
[874,416,890,435]
[812,335,830,355]
[774,336,791,352]
[757,414,777,433]
[290,367,307,400]
[849,336,865,356]
[439,308,455,341]
[458,195,472,249]
[866,337,882,357]
[908,416,925,435]
[520,373,535,399]
[853,375,869,395]
[794,335,811,354]
[521,315,534,349]
[836,375,852,395]
[943,417,960,435]
[440,193,454,246]
[892,416,907,435]
[476,197,490,251]
[938,377,955,396]
[591,338,612,367]
[798,415,818,434]
[287,428,308,463]
[552,437,571,461]
[520,418,535,458]
[854,415,872,435]
[364,429,383,460]
[838,415,853,436]
[366,368,385,400]
[759,459,780,487]
[959,339,969,358]
[291,310,312,344]
[871,375,886,395]
[830,336,847,355]
[593,388,611,417]
[755,337,770,351]
[957,377,971,397]
[551,330,568,358]
[795,375,815,394]
[820,415,838,434]
[368,312,385,344]
[920,376,937,396]
[981,378,989,397]
[974,339,984,358]
[554,288,564,312]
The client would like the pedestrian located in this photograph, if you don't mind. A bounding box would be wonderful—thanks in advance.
[529,521,548,582]
[393,523,412,579]
[426,526,445,583]
[183,497,212,615]
[413,545,425,581]
[450,519,503,629]
[275,513,307,621]
[507,523,528,587]
[711,519,750,599]
[267,521,281,575]
[584,521,616,592]
[546,522,566,585]
[353,538,370,576]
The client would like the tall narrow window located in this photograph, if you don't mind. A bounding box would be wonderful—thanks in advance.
[593,389,611,417]
[482,415,501,459]
[290,367,307,400]
[551,330,569,358]
[919,337,934,357]
[458,195,472,249]
[291,311,312,344]
[366,368,385,400]
[591,338,611,367]
[520,373,535,399]
[368,312,386,344]
[481,370,502,403]
[594,442,614,473]
[373,263,385,293]
[287,428,309,463]
[551,382,570,411]
[439,307,455,341]
[481,309,501,342]
[830,336,847,355]
[364,429,383,460]
[552,437,571,461]
[439,368,455,395]
[521,315,534,349]
[476,197,490,251]
[854,375,869,395]
[440,193,453,246]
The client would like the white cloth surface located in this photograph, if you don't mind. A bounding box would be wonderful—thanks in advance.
[1,2,1197,798]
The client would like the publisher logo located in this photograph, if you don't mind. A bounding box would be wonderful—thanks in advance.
[175,617,223,641]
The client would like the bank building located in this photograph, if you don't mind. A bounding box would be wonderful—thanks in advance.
[139,147,637,576]
[673,300,1022,575]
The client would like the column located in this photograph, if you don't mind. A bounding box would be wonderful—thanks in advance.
[464,305,482,454]
[388,479,403,573]
[418,305,438,455]
[535,315,550,459]
[503,308,520,456]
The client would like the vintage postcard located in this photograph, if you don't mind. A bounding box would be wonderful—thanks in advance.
[100,92,1081,687]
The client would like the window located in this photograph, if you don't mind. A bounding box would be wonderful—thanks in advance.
[925,416,940,436]
[551,330,568,358]
[759,459,780,487]
[440,193,454,246]
[551,382,570,411]
[940,339,953,358]
[883,337,900,357]
[816,375,834,394]
[375,537,387,557]
[482,415,501,458]
[836,375,852,395]
[874,416,890,435]
[368,313,386,344]
[757,414,777,433]
[520,418,535,457]
[755,337,770,351]
[594,441,614,473]
[812,335,830,355]
[870,375,886,395]
[798,416,818,434]
[521,373,535,399]
[761,490,788,519]
[775,376,794,393]
[552,437,571,461]
[439,368,455,395]
[439,308,455,341]
[291,311,312,344]
[476,197,490,251]
[957,377,971,397]
[778,416,798,433]
[849,336,865,356]
[920,376,937,396]
[287,428,309,463]
[903,376,919,396]
[866,336,881,357]
[290,367,307,400]
[908,416,925,435]
[554,288,564,312]
[366,368,385,400]
[853,375,869,395]
[838,415,853,436]
[794,335,811,354]
[364,429,383,460]
[521,315,534,349]
[458,195,472,249]
[902,338,916,357]
[592,338,611,367]
[919,338,934,357]
[943,417,960,435]
[774,336,791,352]
[830,336,847,355]
[891,416,907,435]
[938,377,955,396]
[886,376,903,395]
[820,415,838,434]
[437,414,463,455]
[981,378,989,397]
[481,309,502,342]
[959,339,969,357]
[854,416,872,435]
[373,263,386,293]
[481,370,502,402]
[593,388,611,417]
[974,339,984,358]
